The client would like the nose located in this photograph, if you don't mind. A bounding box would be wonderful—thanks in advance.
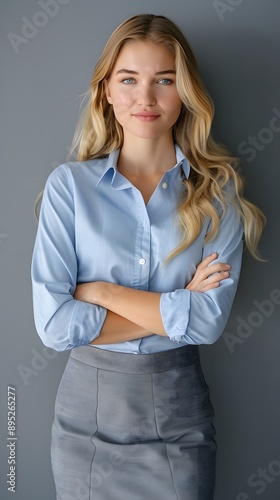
[136,84,156,107]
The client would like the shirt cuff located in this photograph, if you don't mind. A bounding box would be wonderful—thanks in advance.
[68,300,107,348]
[160,289,191,343]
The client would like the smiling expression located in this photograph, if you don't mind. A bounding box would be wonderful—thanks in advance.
[105,40,182,142]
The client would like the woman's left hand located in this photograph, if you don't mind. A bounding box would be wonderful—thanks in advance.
[185,252,231,292]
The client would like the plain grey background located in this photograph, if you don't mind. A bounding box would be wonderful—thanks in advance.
[1,0,279,499]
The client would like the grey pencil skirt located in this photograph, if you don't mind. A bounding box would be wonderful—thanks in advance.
[51,345,216,500]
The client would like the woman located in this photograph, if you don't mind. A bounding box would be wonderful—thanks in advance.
[31,14,265,500]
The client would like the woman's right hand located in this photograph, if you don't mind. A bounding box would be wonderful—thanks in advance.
[186,253,231,292]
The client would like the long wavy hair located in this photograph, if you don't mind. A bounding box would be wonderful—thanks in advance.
[70,13,265,259]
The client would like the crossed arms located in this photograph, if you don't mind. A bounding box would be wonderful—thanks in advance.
[74,253,231,345]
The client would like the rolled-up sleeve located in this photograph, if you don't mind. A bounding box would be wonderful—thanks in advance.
[31,165,107,351]
[160,196,243,345]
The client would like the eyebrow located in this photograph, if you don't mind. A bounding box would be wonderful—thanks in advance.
[115,69,176,75]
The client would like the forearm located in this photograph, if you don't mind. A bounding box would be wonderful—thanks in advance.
[90,310,152,345]
[75,282,167,336]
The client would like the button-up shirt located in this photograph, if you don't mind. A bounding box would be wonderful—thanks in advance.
[31,145,243,353]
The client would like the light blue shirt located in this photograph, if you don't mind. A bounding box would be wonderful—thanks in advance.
[31,145,243,353]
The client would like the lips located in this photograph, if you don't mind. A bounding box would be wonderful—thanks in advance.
[133,112,160,122]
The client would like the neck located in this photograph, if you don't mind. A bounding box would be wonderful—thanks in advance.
[118,134,177,176]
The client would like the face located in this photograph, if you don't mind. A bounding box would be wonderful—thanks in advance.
[105,40,182,142]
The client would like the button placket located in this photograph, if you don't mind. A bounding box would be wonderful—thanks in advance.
[133,190,150,289]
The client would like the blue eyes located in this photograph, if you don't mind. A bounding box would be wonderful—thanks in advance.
[158,78,172,85]
[121,78,173,85]
[122,78,136,85]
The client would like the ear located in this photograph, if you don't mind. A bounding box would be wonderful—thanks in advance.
[104,80,112,104]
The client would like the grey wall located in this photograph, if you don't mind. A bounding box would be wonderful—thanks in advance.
[1,1,279,499]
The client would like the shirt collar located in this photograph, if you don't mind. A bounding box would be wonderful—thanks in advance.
[174,144,190,179]
[96,149,133,189]
[95,144,190,188]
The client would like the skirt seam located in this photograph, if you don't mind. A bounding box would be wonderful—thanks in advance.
[89,368,99,499]
[164,442,180,500]
[151,373,180,500]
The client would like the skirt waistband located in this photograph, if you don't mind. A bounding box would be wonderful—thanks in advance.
[70,344,199,374]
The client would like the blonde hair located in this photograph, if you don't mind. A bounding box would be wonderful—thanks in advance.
[70,14,265,259]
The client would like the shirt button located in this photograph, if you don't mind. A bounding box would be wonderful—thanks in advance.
[139,258,146,265]
[162,182,168,189]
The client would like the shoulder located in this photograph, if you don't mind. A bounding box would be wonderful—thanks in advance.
[45,156,110,191]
